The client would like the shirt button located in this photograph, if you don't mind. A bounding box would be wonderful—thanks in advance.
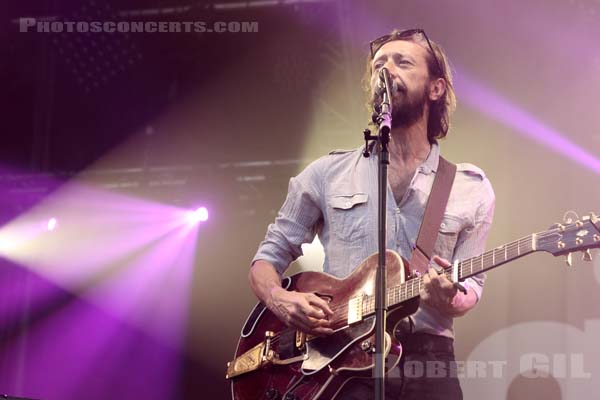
[441,222,446,228]
[345,201,352,207]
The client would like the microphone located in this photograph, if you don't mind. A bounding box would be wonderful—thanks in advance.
[376,68,394,136]
[376,70,398,96]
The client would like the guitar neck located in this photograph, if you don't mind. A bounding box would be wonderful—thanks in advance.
[362,234,538,314]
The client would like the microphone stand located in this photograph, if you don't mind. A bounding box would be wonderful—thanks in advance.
[363,67,393,400]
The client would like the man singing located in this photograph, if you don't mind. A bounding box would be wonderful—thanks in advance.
[248,29,495,399]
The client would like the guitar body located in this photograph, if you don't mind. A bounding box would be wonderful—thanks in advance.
[230,250,420,400]
[229,212,600,399]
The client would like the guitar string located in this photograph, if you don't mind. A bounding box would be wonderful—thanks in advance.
[270,243,528,345]
[338,235,537,317]
[271,234,544,344]
[269,228,564,344]
[314,234,538,318]
[361,229,568,316]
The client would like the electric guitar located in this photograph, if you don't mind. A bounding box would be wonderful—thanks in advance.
[227,212,600,400]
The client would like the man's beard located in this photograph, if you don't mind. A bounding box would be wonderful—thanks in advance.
[372,86,428,129]
[390,86,428,129]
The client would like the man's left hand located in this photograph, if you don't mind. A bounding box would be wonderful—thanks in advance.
[420,255,464,315]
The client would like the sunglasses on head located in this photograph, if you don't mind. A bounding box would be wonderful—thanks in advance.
[369,29,443,76]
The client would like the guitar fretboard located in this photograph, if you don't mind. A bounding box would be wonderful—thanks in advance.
[361,234,536,315]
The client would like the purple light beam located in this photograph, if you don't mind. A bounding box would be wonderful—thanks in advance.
[455,72,600,175]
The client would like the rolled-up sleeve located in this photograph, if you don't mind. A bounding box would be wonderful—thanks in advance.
[252,159,325,275]
[452,177,495,302]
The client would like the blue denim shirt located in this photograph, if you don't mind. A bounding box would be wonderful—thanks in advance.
[253,142,495,338]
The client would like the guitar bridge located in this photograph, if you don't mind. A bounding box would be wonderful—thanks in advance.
[295,330,306,349]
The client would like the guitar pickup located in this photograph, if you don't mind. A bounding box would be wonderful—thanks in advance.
[347,295,363,325]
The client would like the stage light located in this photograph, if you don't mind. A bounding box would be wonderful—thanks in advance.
[0,235,20,255]
[186,207,209,224]
[47,218,58,231]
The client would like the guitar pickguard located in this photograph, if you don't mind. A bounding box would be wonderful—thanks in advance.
[301,316,375,374]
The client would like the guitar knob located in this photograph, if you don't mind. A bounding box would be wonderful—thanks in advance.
[265,388,280,400]
[361,340,373,352]
[583,249,593,262]
[283,393,297,400]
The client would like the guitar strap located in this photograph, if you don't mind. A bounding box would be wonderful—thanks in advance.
[409,156,457,274]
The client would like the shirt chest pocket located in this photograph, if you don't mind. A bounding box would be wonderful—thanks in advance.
[434,215,464,260]
[329,193,369,242]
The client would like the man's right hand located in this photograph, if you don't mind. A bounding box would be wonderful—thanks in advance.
[268,287,334,336]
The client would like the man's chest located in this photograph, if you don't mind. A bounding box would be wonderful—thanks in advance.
[388,166,417,206]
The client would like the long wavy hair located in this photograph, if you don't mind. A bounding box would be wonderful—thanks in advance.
[362,30,457,142]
